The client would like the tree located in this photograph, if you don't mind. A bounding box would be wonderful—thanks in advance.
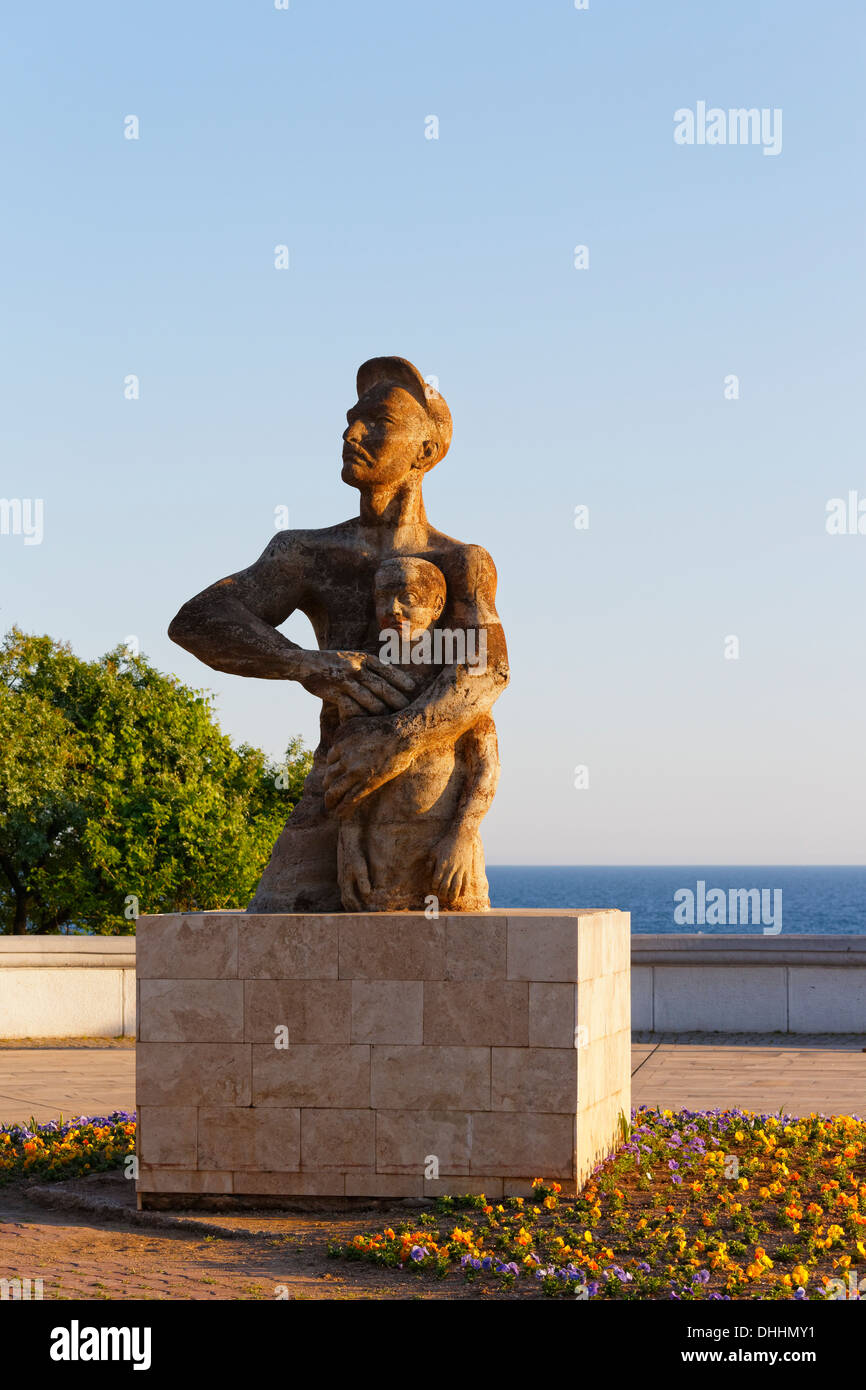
[0,628,312,933]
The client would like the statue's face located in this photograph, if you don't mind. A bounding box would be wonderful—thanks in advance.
[374,563,445,637]
[342,386,437,488]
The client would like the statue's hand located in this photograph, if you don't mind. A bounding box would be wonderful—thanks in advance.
[297,650,415,714]
[339,836,373,911]
[323,719,414,817]
[430,831,474,906]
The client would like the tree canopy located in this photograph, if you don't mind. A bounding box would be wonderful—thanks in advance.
[0,628,311,934]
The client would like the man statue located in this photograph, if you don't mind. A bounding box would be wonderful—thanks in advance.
[168,355,509,912]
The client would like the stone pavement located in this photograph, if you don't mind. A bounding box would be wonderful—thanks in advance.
[0,1045,135,1125]
[0,1036,863,1127]
[631,1035,866,1117]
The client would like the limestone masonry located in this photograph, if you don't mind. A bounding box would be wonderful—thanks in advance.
[136,909,630,1204]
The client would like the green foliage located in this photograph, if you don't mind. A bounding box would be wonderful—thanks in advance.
[0,628,312,933]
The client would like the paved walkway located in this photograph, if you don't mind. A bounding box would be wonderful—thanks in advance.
[0,1047,135,1125]
[0,1036,864,1125]
[632,1038,865,1116]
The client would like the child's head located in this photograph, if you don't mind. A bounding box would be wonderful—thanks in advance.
[374,556,446,638]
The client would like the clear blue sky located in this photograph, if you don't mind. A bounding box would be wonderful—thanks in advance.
[3,1,865,863]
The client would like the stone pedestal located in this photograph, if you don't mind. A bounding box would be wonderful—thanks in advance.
[135,909,630,1206]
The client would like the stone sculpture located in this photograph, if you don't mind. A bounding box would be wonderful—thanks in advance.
[168,356,509,912]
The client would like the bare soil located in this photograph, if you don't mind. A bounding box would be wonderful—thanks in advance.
[0,1176,509,1301]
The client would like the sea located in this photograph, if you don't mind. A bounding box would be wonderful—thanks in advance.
[486,867,866,936]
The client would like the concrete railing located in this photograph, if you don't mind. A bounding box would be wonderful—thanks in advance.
[633,935,866,1033]
[0,937,136,1038]
[1,933,865,1038]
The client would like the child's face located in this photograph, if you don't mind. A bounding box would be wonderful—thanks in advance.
[375,575,443,638]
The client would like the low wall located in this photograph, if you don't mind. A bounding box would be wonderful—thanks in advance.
[0,938,136,1038]
[633,935,866,1033]
[1,933,865,1038]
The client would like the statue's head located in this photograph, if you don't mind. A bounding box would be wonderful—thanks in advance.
[342,356,452,490]
[374,556,447,638]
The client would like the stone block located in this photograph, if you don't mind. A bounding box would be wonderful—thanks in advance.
[491,1047,577,1112]
[577,911,630,982]
[422,1175,505,1198]
[578,970,629,1046]
[653,965,786,1032]
[137,1106,197,1168]
[138,979,244,1043]
[236,1171,347,1195]
[339,916,445,979]
[136,914,239,980]
[351,981,423,1044]
[579,1029,631,1110]
[197,1106,300,1172]
[529,983,576,1048]
[423,981,529,1046]
[252,1044,370,1108]
[301,1109,375,1169]
[788,967,866,1033]
[136,1043,251,1106]
[137,1167,233,1193]
[370,1045,490,1110]
[443,917,508,980]
[631,964,654,1031]
[375,1109,471,1175]
[507,915,578,982]
[238,915,339,980]
[345,1173,424,1197]
[244,979,352,1044]
[470,1112,574,1178]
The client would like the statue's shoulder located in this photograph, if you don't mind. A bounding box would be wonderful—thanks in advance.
[428,530,498,587]
[258,521,356,563]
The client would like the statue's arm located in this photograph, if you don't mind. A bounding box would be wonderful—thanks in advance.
[450,718,501,832]
[379,547,508,760]
[429,718,500,901]
[168,533,307,679]
[324,545,509,814]
[395,545,508,742]
[168,532,415,711]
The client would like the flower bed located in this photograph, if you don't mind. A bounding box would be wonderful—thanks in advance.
[0,1112,136,1185]
[330,1108,866,1299]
